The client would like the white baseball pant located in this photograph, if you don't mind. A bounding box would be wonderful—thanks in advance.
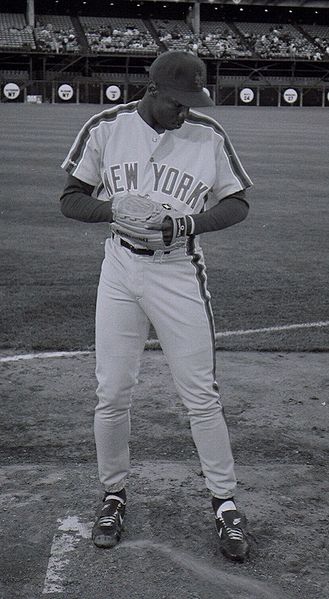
[94,234,237,499]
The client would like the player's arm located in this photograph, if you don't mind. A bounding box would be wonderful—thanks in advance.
[60,174,113,223]
[192,190,249,235]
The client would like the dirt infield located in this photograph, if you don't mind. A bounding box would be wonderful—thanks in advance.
[1,349,328,599]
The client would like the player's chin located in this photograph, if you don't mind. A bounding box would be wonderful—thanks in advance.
[166,121,184,130]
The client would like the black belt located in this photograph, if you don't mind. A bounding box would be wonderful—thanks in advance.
[120,238,170,256]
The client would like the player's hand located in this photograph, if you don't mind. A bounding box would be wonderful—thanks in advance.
[147,216,173,246]
[147,215,194,246]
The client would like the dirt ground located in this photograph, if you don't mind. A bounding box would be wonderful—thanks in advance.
[0,349,328,599]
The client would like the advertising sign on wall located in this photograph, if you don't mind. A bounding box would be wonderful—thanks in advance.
[58,84,74,101]
[3,83,20,100]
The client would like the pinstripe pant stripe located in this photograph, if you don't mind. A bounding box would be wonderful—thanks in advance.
[189,241,219,392]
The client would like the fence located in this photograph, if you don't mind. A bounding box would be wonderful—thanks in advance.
[1,78,329,107]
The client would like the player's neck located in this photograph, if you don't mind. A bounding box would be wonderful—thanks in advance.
[137,98,165,134]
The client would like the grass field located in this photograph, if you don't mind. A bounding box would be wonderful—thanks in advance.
[0,104,328,353]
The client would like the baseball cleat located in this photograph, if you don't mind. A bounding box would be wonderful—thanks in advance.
[92,490,126,549]
[212,498,250,562]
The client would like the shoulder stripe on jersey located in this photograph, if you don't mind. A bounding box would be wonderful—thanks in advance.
[65,102,139,175]
[186,111,252,189]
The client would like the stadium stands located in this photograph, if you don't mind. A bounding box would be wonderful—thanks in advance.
[235,21,322,60]
[200,21,253,59]
[34,15,80,53]
[0,13,35,50]
[151,18,203,53]
[0,11,327,62]
[79,16,158,54]
[300,23,329,57]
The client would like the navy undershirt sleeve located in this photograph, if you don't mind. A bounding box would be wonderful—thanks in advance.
[60,174,113,223]
[192,191,249,235]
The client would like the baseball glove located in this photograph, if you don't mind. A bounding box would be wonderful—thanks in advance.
[110,193,194,251]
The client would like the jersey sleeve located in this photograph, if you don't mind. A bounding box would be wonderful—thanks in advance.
[61,114,103,187]
[212,128,253,202]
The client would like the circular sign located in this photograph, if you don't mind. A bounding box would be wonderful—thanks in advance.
[58,84,74,101]
[106,85,121,102]
[3,82,20,100]
[240,88,254,103]
[283,88,298,104]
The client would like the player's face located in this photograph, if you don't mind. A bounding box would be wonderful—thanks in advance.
[152,93,190,131]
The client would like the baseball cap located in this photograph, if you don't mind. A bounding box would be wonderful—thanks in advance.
[149,50,214,107]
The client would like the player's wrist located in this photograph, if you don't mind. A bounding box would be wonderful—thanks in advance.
[186,214,195,236]
[172,214,194,239]
[162,214,195,246]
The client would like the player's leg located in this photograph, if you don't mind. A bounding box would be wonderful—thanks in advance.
[143,247,249,560]
[167,349,236,497]
[93,239,150,547]
[94,240,150,491]
[161,344,250,561]
[144,251,236,499]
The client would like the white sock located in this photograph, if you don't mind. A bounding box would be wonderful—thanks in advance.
[216,500,236,518]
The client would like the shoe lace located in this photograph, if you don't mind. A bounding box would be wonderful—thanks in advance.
[98,512,119,527]
[219,513,244,541]
[98,499,123,527]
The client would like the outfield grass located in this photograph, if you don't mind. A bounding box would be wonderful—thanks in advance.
[0,104,328,352]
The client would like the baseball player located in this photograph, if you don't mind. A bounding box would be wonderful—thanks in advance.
[60,50,253,562]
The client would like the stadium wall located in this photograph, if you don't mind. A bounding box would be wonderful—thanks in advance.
[1,69,329,107]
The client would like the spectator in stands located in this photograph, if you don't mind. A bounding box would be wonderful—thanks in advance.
[247,24,321,60]
[84,20,157,53]
[201,25,251,59]
[313,51,322,61]
[34,20,79,53]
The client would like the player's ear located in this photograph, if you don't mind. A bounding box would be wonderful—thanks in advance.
[148,81,158,97]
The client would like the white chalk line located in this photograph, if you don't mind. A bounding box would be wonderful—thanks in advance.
[0,350,91,363]
[43,516,91,594]
[216,320,329,337]
[1,320,328,363]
